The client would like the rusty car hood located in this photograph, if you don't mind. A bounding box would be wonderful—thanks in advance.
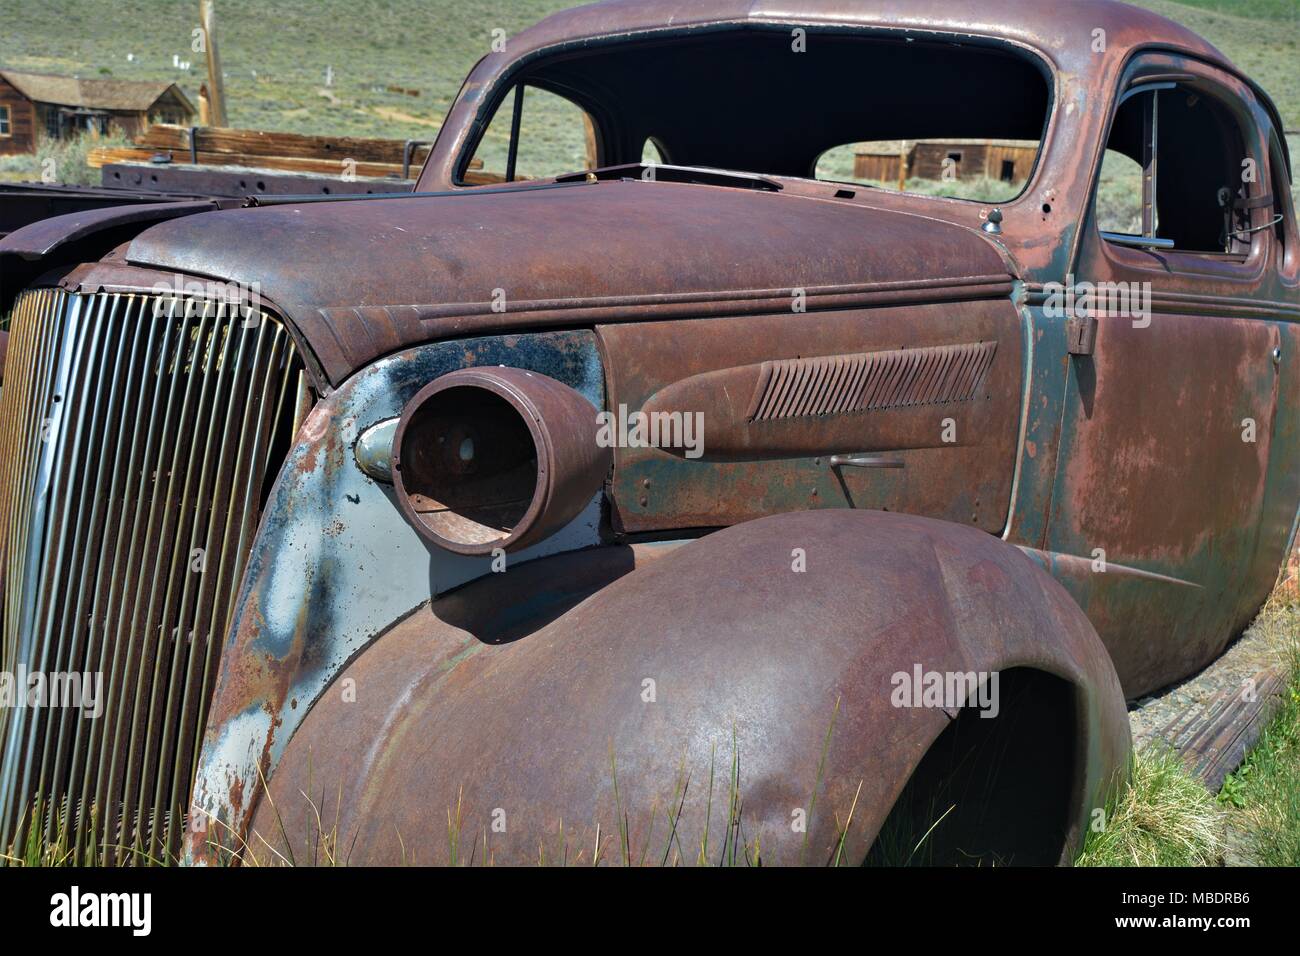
[122,179,1016,385]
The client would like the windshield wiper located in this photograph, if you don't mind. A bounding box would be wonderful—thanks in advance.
[555,164,783,192]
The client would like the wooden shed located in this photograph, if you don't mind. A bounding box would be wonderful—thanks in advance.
[0,69,194,155]
[909,139,1038,183]
[853,139,1039,185]
[849,140,911,183]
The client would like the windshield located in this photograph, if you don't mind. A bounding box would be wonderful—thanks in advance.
[460,28,1051,203]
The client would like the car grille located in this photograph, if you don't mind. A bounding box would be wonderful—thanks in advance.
[0,288,305,864]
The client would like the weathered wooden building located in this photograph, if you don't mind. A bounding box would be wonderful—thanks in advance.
[0,70,194,155]
[853,139,1039,185]
[850,140,911,183]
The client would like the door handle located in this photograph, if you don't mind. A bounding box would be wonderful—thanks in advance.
[829,454,905,469]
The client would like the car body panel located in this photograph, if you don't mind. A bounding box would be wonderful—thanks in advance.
[245,510,1130,866]
[121,178,1014,387]
[598,298,1023,533]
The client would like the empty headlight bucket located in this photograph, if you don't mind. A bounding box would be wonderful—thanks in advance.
[391,366,610,555]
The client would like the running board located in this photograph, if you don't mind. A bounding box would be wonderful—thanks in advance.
[1133,663,1288,792]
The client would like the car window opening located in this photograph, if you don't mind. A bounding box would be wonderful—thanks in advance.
[1098,82,1266,255]
[461,29,1050,204]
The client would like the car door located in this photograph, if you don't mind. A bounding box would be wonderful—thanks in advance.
[1043,53,1299,697]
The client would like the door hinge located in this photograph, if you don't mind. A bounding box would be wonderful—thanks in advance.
[1067,314,1098,356]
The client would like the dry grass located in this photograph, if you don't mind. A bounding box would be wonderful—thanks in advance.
[0,799,173,867]
[1076,747,1224,867]
[1079,585,1300,868]
[234,731,815,867]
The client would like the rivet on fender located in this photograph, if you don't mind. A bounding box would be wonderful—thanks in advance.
[355,417,400,483]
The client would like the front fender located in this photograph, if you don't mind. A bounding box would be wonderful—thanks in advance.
[182,330,606,864]
[245,509,1129,866]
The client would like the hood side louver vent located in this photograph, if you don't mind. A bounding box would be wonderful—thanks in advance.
[747,341,998,422]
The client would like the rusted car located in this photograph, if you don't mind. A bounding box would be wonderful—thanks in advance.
[0,0,1296,867]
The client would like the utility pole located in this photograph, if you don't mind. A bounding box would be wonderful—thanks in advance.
[200,0,228,127]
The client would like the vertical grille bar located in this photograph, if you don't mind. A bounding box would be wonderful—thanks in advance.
[0,289,304,863]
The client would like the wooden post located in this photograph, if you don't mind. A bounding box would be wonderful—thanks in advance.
[198,83,212,126]
[200,0,228,127]
[897,140,908,193]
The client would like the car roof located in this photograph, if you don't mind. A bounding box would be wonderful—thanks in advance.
[507,0,1231,72]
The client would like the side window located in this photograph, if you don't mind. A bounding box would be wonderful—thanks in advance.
[0,105,10,137]
[641,137,667,164]
[465,85,596,184]
[1096,149,1143,235]
[1098,83,1261,254]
